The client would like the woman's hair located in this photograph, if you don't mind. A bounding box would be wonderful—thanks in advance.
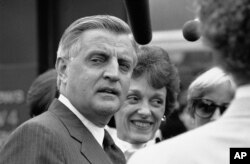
[187,67,235,117]
[195,0,250,83]
[132,45,180,114]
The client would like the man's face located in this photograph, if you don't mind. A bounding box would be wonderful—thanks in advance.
[61,29,136,127]
[115,75,166,144]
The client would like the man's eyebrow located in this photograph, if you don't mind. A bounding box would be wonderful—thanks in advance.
[118,55,133,62]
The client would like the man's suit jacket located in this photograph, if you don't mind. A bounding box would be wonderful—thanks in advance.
[0,99,114,164]
[128,96,250,164]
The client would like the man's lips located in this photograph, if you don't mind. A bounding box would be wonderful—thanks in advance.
[97,87,120,96]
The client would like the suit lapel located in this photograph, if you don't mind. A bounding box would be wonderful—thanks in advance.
[80,127,113,164]
[48,99,112,164]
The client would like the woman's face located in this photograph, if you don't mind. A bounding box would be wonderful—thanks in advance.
[115,75,166,144]
[193,84,234,127]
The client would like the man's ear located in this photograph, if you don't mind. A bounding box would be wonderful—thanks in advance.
[55,57,68,85]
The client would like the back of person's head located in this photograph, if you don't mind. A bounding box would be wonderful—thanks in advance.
[187,67,235,118]
[133,45,180,114]
[27,69,58,117]
[196,0,250,85]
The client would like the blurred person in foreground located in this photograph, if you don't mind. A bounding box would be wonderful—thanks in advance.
[128,0,250,163]
[187,67,235,128]
[107,45,180,161]
[26,69,58,117]
[0,15,138,164]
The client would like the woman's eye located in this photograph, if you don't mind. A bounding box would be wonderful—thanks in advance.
[204,106,215,113]
[127,95,139,104]
[151,99,163,107]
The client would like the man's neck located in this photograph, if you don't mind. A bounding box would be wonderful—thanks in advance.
[58,94,105,147]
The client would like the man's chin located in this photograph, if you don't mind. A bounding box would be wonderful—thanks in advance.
[94,101,121,113]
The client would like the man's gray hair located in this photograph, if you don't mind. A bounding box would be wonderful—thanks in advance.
[57,15,137,59]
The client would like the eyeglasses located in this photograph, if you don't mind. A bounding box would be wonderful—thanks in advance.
[192,98,229,118]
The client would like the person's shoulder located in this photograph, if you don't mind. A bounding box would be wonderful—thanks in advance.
[128,124,218,164]
[28,110,68,134]
[11,112,57,135]
[29,110,57,123]
[0,112,66,164]
[5,109,63,141]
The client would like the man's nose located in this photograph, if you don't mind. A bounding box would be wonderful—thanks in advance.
[103,59,120,82]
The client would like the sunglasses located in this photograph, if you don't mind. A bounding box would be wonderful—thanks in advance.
[192,98,229,118]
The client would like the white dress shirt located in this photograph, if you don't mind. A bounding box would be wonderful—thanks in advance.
[58,94,104,147]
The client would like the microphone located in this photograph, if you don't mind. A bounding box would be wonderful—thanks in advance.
[182,19,201,42]
[123,0,152,45]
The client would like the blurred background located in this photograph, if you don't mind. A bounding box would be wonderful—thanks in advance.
[0,0,213,144]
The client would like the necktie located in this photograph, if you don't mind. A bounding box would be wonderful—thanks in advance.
[103,130,126,164]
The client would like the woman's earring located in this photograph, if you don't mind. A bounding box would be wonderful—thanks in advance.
[161,115,166,122]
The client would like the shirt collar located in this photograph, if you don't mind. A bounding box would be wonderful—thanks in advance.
[105,126,150,153]
[235,84,250,99]
[58,94,105,147]
[116,136,146,153]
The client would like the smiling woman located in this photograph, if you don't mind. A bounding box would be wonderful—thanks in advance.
[107,45,180,161]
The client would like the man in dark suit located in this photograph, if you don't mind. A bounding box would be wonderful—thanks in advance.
[0,15,138,164]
